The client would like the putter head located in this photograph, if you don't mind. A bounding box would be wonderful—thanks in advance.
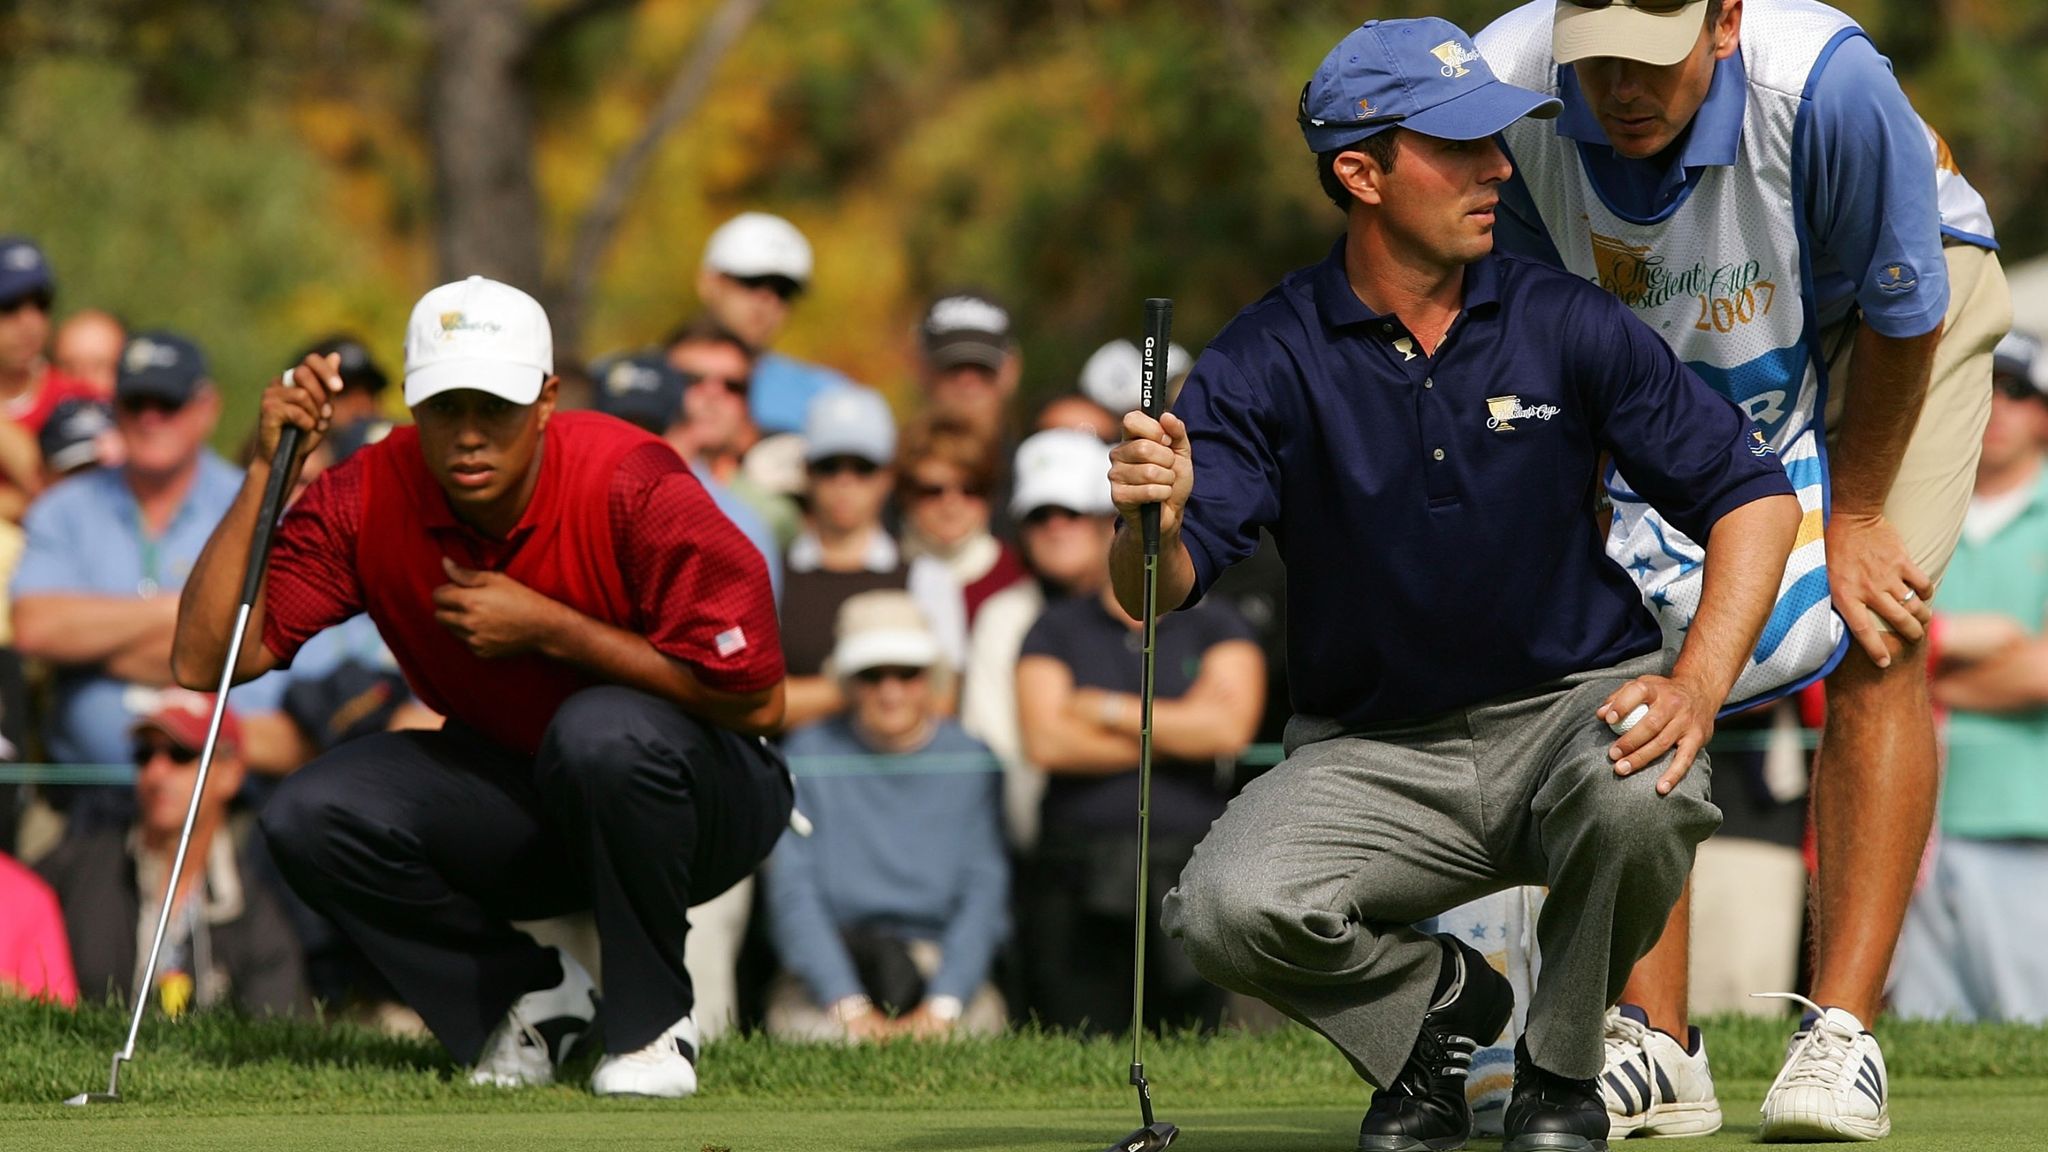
[1101,1121,1178,1152]
[62,1092,120,1106]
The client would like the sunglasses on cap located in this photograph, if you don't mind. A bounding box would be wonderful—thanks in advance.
[852,665,928,685]
[132,738,201,768]
[727,273,804,302]
[809,455,881,478]
[681,369,750,397]
[0,291,52,317]
[1561,0,1700,11]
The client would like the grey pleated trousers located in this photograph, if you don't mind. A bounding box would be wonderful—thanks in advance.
[1163,651,1720,1086]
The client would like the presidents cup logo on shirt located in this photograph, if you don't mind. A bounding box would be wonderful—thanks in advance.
[1431,41,1482,78]
[1486,395,1560,431]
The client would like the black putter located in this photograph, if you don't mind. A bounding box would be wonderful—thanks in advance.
[64,422,302,1106]
[1100,298,1179,1152]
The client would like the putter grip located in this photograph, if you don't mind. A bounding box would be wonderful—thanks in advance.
[1140,297,1173,558]
[240,424,302,608]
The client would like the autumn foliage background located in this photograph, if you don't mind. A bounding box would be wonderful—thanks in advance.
[2,0,2043,439]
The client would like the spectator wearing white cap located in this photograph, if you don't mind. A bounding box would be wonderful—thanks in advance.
[780,387,966,729]
[765,589,1008,1042]
[960,430,1121,850]
[1014,425,1264,1033]
[696,212,853,437]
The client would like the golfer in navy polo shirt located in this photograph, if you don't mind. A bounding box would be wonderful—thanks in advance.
[173,276,790,1099]
[1109,19,1799,1152]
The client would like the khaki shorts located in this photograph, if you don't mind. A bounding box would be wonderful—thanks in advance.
[1822,242,2010,592]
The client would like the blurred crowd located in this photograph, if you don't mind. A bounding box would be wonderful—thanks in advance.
[0,215,2043,1037]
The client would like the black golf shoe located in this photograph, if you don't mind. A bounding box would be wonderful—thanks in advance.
[1357,935,1514,1152]
[1504,1037,1610,1152]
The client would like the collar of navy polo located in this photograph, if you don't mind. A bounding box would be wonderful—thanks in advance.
[1308,237,1504,335]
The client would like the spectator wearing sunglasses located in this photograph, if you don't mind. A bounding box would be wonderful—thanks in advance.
[1479,2,2009,1138]
[780,387,966,730]
[765,589,1008,1042]
[35,689,309,1016]
[696,212,853,437]
[896,419,1026,627]
[666,317,801,550]
[12,331,258,829]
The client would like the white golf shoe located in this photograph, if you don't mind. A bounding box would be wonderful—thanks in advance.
[592,1013,700,1099]
[1756,993,1890,1142]
[1598,1004,1724,1138]
[469,949,599,1088]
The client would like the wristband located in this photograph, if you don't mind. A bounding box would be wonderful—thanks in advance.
[926,995,964,1022]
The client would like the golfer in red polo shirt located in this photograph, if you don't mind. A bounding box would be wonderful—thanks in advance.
[173,276,789,1098]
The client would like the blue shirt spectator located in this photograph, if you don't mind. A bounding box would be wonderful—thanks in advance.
[751,351,851,439]
[14,451,257,769]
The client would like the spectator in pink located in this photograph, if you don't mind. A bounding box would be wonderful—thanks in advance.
[0,851,76,1005]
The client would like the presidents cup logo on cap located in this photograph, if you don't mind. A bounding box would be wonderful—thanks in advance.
[1431,40,1482,78]
[605,360,662,396]
[1,245,38,272]
[404,276,552,408]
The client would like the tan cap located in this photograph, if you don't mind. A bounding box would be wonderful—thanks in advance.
[1553,1,1710,68]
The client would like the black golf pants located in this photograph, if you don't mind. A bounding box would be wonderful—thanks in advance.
[259,685,793,1063]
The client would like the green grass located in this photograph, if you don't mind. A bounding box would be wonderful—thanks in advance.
[3,1000,2046,1149]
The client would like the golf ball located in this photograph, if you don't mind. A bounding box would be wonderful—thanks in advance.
[1608,704,1649,736]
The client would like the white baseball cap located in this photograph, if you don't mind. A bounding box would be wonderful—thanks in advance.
[1010,428,1114,519]
[803,386,896,465]
[702,212,814,283]
[1553,0,1711,68]
[404,276,553,408]
[1078,338,1193,415]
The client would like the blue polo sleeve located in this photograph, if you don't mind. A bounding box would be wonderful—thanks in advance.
[1800,35,1948,338]
[1173,349,1282,608]
[1570,288,1792,540]
[12,485,90,596]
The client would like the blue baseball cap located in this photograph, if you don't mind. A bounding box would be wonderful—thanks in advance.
[590,351,686,434]
[115,331,210,407]
[0,237,53,304]
[1299,17,1561,154]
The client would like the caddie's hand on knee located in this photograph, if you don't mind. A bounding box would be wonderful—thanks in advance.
[1597,674,1715,796]
[258,352,345,484]
[1110,410,1192,538]
[1826,510,1934,667]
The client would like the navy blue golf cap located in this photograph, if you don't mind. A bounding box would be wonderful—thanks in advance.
[591,351,686,435]
[116,331,210,406]
[1299,17,1561,154]
[0,237,53,304]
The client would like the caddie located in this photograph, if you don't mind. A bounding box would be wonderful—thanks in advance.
[1476,1,2010,1141]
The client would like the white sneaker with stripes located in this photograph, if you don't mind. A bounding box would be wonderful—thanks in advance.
[1756,994,1890,1142]
[1598,1004,1724,1138]
[592,1013,700,1098]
